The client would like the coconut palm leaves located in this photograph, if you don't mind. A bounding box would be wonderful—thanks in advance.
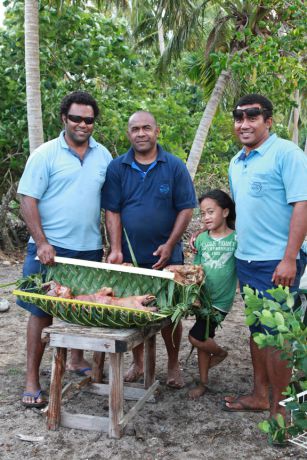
[15,290,167,328]
[14,260,213,328]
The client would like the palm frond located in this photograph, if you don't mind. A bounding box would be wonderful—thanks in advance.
[123,228,139,267]
[204,14,232,58]
[156,1,210,74]
[14,260,209,328]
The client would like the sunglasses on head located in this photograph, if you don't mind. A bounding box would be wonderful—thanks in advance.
[232,107,268,121]
[67,114,95,125]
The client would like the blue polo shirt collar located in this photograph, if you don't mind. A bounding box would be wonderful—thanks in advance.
[59,130,98,150]
[122,143,167,165]
[237,133,277,161]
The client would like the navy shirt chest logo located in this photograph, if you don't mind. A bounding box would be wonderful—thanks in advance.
[159,183,170,194]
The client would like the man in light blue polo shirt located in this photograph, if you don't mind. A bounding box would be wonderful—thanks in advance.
[17,91,112,407]
[225,94,307,417]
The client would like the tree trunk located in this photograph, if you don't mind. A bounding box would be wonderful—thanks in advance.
[25,0,44,153]
[157,19,165,55]
[0,183,20,252]
[292,89,299,145]
[186,69,232,180]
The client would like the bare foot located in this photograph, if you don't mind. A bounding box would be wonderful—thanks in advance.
[166,364,185,389]
[209,349,228,368]
[224,394,270,411]
[270,404,287,419]
[188,383,206,399]
[124,362,144,382]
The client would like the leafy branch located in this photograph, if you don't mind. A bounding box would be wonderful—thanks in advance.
[244,285,307,445]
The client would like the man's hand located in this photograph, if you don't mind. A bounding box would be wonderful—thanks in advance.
[272,258,297,287]
[36,242,56,265]
[152,243,173,270]
[107,250,123,264]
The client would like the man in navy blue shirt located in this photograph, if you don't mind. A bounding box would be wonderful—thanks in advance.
[102,111,197,387]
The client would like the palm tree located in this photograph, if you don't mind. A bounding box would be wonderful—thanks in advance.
[131,1,167,56]
[155,1,282,179]
[24,0,44,152]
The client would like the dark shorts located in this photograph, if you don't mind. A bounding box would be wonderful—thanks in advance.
[236,252,306,335]
[17,243,103,318]
[189,310,227,341]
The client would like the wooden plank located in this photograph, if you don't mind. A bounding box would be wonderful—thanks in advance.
[47,347,67,430]
[144,334,156,389]
[60,411,109,432]
[43,321,171,353]
[43,323,142,341]
[43,318,170,341]
[109,353,124,438]
[50,256,175,279]
[119,380,159,429]
[49,334,116,352]
[92,351,105,383]
[87,383,155,402]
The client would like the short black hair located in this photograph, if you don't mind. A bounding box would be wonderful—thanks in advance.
[60,91,99,119]
[199,189,236,230]
[128,111,157,128]
[234,94,273,120]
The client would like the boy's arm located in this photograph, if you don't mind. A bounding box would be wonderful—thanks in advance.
[193,237,202,265]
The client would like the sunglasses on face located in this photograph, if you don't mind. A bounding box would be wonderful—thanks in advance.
[232,108,268,121]
[67,114,95,125]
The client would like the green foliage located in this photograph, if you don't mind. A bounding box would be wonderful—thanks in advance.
[244,285,307,444]
[0,0,304,200]
[0,1,205,192]
[227,0,306,116]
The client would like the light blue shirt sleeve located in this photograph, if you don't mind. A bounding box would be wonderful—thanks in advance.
[17,148,51,199]
[278,144,307,204]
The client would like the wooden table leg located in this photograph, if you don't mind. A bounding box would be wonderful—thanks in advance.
[108,352,124,438]
[47,347,67,430]
[144,334,156,389]
[91,352,105,383]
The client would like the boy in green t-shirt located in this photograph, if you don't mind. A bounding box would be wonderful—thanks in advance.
[189,190,237,398]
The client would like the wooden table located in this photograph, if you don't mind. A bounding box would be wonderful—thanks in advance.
[42,319,170,438]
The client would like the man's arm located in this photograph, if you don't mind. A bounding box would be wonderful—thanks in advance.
[152,208,193,269]
[105,210,123,264]
[272,201,307,286]
[20,195,56,264]
[189,226,207,254]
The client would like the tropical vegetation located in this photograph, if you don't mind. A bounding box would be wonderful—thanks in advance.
[0,0,305,248]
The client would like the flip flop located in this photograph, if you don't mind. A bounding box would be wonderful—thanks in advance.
[22,389,48,408]
[222,400,268,412]
[73,367,92,376]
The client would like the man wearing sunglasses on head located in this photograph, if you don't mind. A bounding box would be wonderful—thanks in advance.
[225,94,307,417]
[17,91,112,408]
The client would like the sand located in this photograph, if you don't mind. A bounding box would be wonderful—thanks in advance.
[0,257,304,460]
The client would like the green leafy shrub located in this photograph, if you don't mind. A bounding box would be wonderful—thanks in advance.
[244,285,307,445]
